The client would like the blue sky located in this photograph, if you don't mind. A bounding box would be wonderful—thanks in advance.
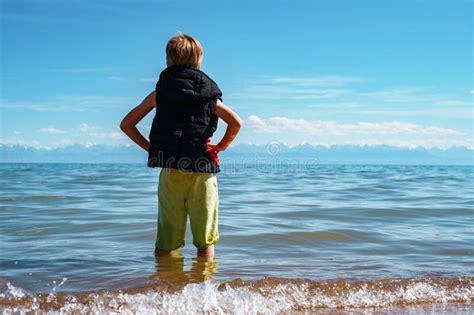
[1,0,472,149]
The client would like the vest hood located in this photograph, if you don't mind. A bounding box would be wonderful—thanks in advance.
[156,65,222,105]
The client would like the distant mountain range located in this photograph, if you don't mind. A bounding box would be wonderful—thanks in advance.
[1,143,473,165]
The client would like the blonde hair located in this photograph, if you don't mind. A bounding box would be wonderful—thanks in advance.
[166,32,203,69]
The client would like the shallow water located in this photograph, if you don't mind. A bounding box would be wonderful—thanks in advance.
[0,163,473,313]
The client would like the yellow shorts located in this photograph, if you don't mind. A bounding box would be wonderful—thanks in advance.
[155,168,219,251]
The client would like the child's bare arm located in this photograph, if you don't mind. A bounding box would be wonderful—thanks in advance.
[120,91,157,152]
[211,99,243,152]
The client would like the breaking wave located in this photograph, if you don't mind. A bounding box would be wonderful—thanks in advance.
[1,277,472,314]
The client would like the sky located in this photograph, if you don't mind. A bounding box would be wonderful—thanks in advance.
[1,0,473,150]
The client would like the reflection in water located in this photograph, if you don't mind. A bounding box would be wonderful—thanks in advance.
[151,251,218,285]
[190,256,218,283]
[151,251,187,285]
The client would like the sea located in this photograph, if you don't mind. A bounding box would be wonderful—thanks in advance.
[0,163,472,314]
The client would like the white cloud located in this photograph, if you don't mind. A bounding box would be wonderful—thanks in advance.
[359,87,433,102]
[231,75,359,100]
[246,115,473,149]
[379,108,473,117]
[432,99,473,107]
[106,76,126,81]
[87,131,124,140]
[306,107,473,118]
[48,68,123,73]
[109,132,123,140]
[79,123,101,133]
[0,95,136,112]
[359,87,473,107]
[48,95,134,108]
[39,127,63,134]
[78,123,125,141]
[269,76,363,86]
[0,100,82,112]
[235,87,351,100]
[59,139,74,146]
[231,76,472,113]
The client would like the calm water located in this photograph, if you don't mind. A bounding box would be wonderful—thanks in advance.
[0,163,473,313]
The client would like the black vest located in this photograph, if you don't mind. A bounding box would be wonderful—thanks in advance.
[147,65,222,173]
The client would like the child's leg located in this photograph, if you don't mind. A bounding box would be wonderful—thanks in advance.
[155,247,175,256]
[155,168,189,254]
[186,173,219,257]
[197,245,215,257]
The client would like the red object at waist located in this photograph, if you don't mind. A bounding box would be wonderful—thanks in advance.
[206,138,220,166]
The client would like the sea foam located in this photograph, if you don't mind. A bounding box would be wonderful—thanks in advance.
[1,277,472,314]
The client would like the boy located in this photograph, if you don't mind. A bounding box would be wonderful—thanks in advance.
[120,33,242,258]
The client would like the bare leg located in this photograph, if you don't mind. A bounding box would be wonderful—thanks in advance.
[155,248,172,257]
[197,245,214,258]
